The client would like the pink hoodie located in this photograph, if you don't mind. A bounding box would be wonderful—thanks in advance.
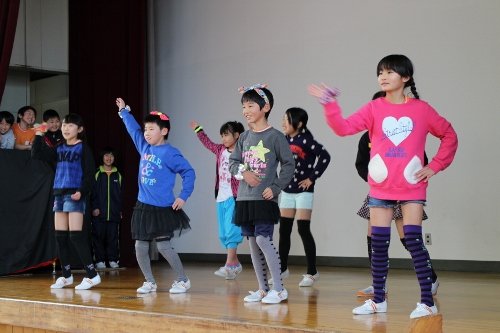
[324,97,458,200]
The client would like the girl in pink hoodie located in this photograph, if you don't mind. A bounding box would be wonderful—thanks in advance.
[309,54,458,319]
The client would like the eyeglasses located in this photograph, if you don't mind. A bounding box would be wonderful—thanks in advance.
[150,111,169,121]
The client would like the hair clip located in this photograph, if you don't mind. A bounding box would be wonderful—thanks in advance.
[238,83,268,93]
[238,83,270,104]
[150,111,169,121]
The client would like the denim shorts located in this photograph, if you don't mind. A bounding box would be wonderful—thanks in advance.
[367,196,426,208]
[279,191,314,210]
[241,223,275,240]
[53,194,86,213]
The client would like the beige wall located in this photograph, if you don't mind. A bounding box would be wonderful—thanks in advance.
[153,0,500,261]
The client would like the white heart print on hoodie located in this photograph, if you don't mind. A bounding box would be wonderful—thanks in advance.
[368,116,422,184]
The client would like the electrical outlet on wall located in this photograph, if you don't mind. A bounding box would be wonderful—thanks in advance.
[425,233,432,245]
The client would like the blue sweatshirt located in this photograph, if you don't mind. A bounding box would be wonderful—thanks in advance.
[32,135,95,197]
[120,110,195,207]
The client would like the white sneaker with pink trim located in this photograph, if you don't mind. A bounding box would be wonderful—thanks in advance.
[50,275,74,289]
[244,290,267,302]
[75,274,101,290]
[298,272,319,287]
[353,299,387,315]
[410,302,438,318]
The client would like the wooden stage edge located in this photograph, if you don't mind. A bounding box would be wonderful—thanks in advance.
[0,263,499,333]
[0,297,309,333]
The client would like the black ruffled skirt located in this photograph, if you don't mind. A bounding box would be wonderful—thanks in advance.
[235,200,280,226]
[131,201,191,241]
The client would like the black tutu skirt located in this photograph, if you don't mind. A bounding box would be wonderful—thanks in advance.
[356,195,428,221]
[235,200,280,226]
[131,201,191,241]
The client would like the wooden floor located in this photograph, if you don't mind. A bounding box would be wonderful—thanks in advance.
[0,262,499,333]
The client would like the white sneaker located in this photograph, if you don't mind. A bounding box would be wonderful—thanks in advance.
[109,261,120,269]
[225,264,242,280]
[51,275,74,289]
[137,281,157,294]
[95,262,106,269]
[243,290,267,302]
[431,279,440,296]
[299,272,319,287]
[261,289,288,304]
[75,274,101,290]
[214,266,228,278]
[268,268,289,285]
[169,279,191,294]
[410,302,438,319]
[353,299,387,315]
[214,264,243,280]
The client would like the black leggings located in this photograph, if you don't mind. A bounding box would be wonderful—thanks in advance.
[279,217,317,275]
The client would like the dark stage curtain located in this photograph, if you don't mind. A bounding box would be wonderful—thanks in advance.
[0,0,20,104]
[0,150,56,275]
[69,0,147,266]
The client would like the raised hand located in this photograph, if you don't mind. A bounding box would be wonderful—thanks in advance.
[308,84,340,104]
[34,122,48,135]
[308,84,328,98]
[190,121,199,130]
[116,97,126,110]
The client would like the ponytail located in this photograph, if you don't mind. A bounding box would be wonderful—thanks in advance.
[407,78,420,99]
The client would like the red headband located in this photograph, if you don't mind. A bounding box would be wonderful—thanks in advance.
[150,111,169,121]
